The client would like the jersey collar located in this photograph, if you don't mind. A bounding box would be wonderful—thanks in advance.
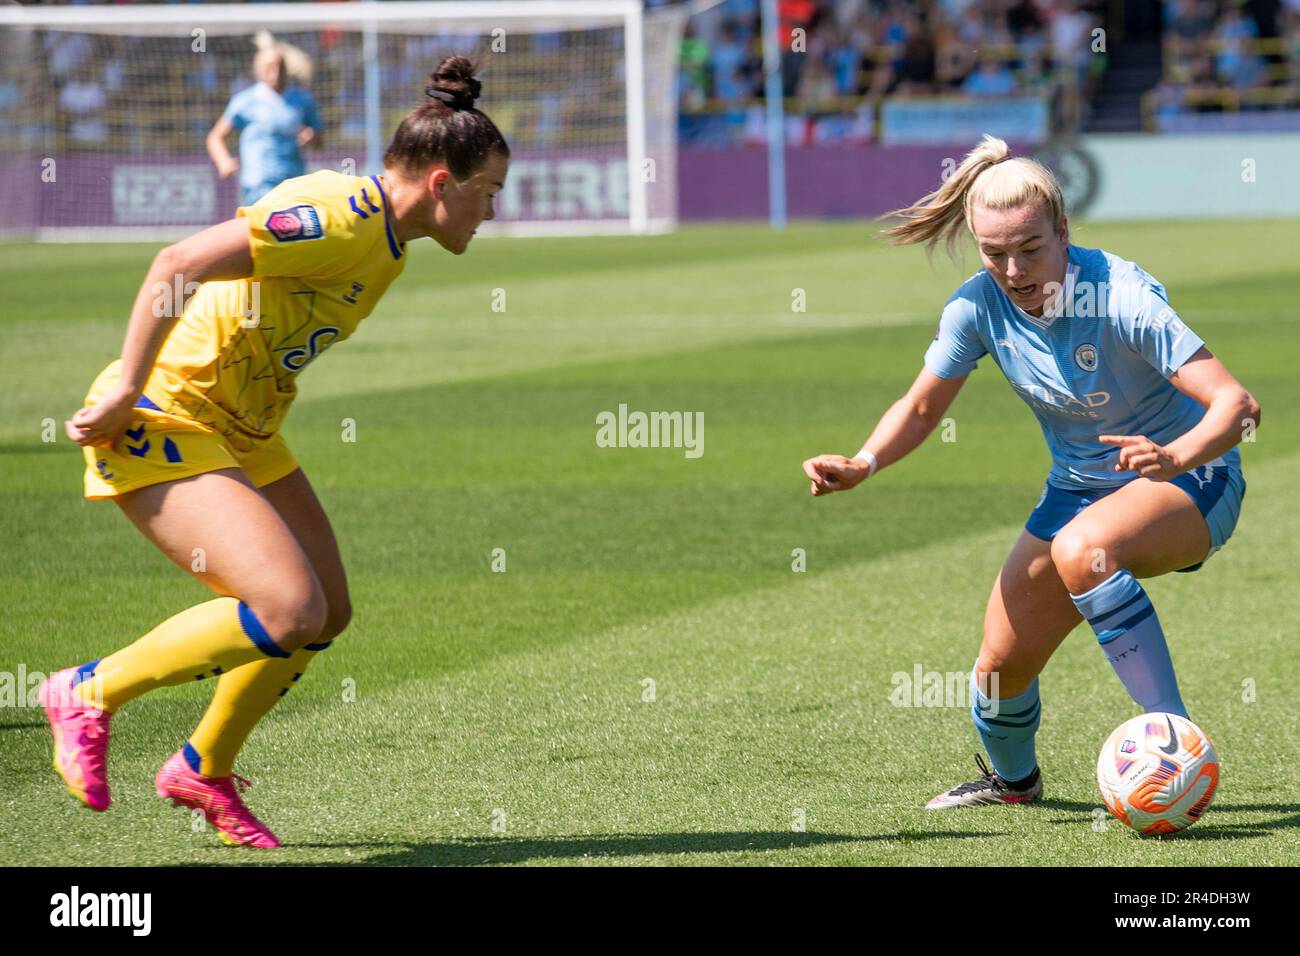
[1010,261,1080,331]
[254,80,286,103]
[370,174,405,261]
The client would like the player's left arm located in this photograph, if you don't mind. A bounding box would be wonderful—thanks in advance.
[65,218,255,448]
[1101,346,1262,479]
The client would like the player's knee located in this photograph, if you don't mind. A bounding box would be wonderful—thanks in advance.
[1049,528,1104,589]
[278,603,329,652]
[248,587,329,653]
[318,597,353,643]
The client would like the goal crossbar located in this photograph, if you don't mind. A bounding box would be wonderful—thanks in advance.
[0,2,640,33]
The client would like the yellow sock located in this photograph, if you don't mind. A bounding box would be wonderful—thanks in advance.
[186,641,331,777]
[83,597,291,712]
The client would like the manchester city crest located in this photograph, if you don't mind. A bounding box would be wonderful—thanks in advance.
[1074,343,1098,372]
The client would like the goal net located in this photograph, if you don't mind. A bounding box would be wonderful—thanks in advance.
[0,0,688,240]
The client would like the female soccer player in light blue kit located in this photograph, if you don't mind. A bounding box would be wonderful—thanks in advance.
[802,136,1261,808]
[206,42,320,207]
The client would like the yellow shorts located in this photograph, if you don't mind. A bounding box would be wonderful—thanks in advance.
[80,363,299,501]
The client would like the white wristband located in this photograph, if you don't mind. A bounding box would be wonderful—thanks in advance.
[852,447,878,477]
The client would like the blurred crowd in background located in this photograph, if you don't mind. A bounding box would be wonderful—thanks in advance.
[676,0,1299,141]
[680,1,1099,103]
[676,0,1106,143]
[9,0,1300,149]
[1153,0,1300,119]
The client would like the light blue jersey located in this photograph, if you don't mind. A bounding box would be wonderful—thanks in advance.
[222,82,320,201]
[924,244,1238,490]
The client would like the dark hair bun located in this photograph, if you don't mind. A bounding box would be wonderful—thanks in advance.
[386,53,508,179]
[425,55,482,111]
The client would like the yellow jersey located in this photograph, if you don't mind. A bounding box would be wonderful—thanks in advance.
[139,170,407,452]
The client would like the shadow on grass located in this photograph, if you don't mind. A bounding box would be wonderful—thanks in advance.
[1135,802,1300,840]
[1043,801,1300,839]
[188,828,1007,866]
[1037,798,1106,813]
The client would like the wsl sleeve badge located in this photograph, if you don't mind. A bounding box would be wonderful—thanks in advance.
[265,205,325,242]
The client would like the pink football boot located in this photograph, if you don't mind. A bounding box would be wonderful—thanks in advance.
[155,749,282,848]
[38,666,112,812]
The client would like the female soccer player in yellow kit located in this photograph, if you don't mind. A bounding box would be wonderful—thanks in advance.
[40,57,508,848]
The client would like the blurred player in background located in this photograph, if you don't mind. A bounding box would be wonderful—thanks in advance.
[802,135,1260,809]
[40,57,507,848]
[206,32,321,207]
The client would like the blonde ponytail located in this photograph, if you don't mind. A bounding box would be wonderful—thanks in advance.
[253,30,314,85]
[882,135,1064,258]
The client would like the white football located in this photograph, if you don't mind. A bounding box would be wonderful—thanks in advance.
[1097,712,1219,836]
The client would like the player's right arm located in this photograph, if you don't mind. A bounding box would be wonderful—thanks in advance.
[206,115,240,179]
[65,219,254,448]
[802,368,967,496]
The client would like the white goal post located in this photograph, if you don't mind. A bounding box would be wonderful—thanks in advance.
[0,0,690,240]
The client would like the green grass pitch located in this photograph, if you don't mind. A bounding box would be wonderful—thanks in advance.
[1,219,1297,866]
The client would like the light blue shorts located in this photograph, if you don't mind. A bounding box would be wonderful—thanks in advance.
[1025,463,1247,572]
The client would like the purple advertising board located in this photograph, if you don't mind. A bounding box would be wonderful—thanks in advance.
[676,143,1040,221]
[1,143,1041,234]
[0,148,637,233]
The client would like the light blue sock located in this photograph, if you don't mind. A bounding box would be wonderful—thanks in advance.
[1071,569,1188,719]
[970,666,1041,782]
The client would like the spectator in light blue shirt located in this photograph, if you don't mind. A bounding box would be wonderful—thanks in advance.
[711,21,750,101]
[963,53,1018,97]
[829,34,863,95]
[1213,6,1267,89]
[206,44,320,207]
